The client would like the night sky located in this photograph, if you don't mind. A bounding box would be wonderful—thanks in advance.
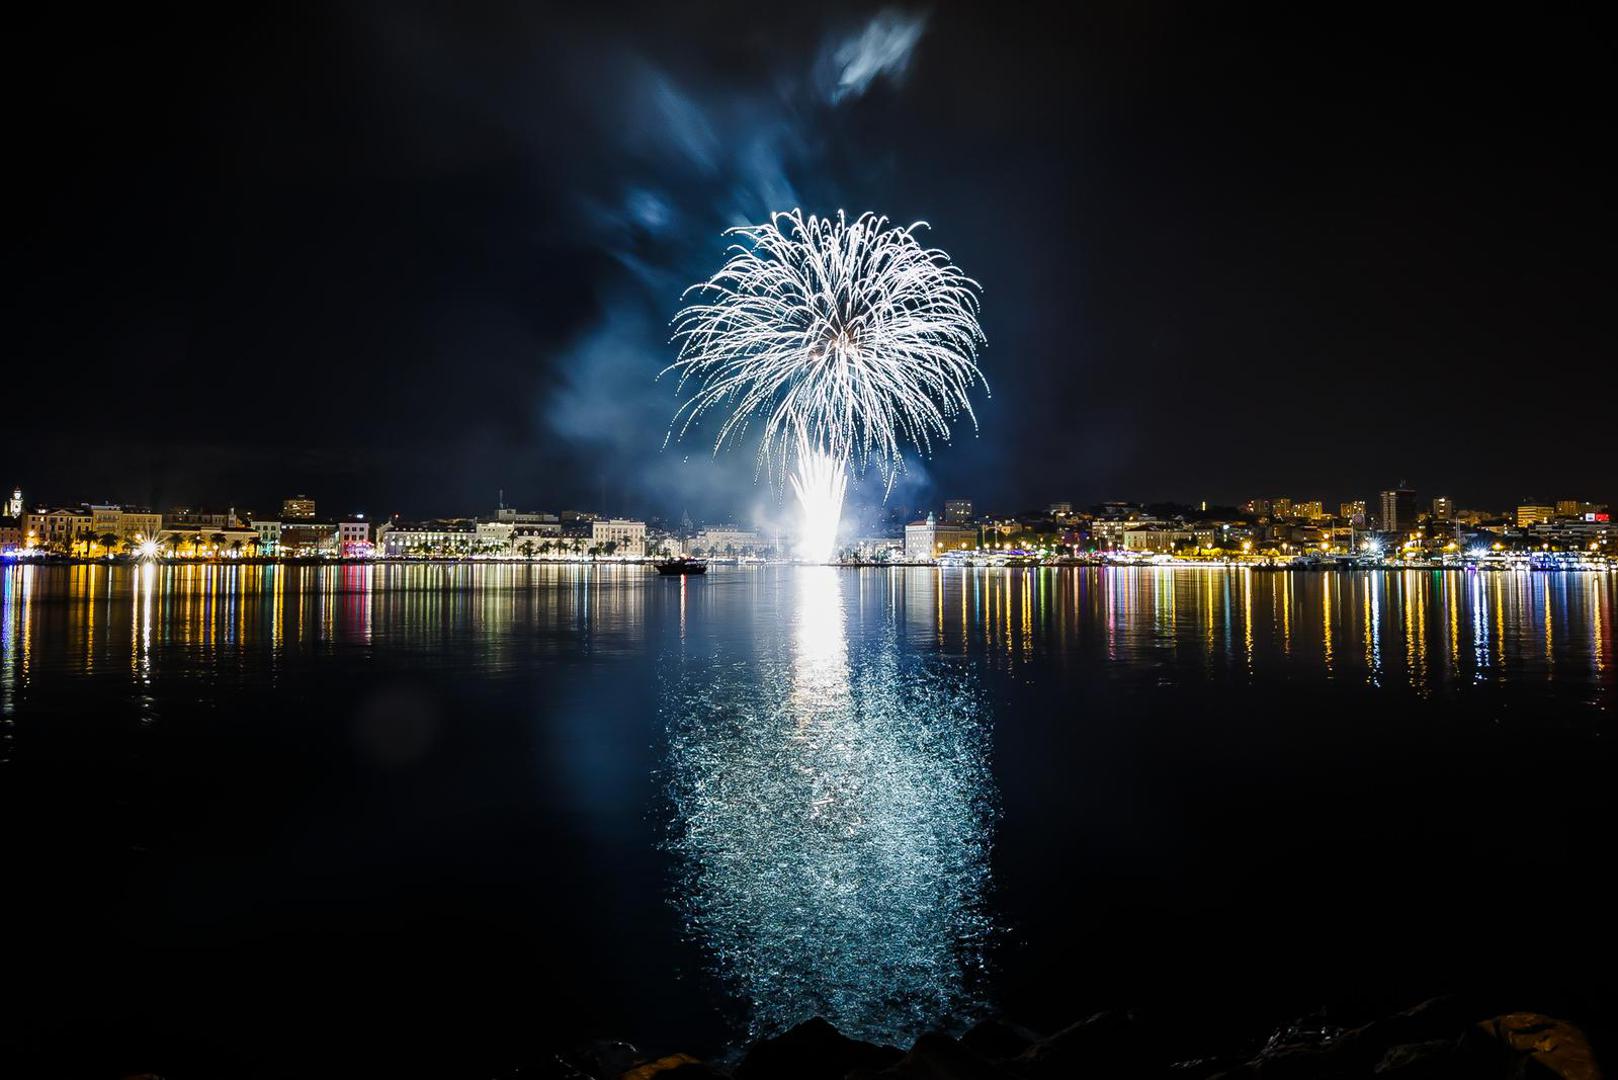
[8,3,1613,523]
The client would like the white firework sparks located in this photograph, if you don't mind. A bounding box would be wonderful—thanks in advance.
[665,209,986,562]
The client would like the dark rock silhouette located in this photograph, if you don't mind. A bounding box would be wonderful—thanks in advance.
[532,997,1605,1080]
[733,1017,903,1080]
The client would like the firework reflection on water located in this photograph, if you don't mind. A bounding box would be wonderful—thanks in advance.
[662,568,996,1045]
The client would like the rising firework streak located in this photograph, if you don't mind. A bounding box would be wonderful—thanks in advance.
[665,209,987,562]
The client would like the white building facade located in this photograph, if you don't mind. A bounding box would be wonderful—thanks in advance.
[590,518,646,558]
[904,514,978,560]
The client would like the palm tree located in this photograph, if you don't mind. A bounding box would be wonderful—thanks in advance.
[539,540,554,558]
[230,539,244,558]
[98,532,118,557]
[210,533,227,558]
[520,540,535,560]
[603,540,618,558]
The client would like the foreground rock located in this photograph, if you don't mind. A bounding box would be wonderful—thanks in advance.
[733,1017,903,1080]
[536,997,1604,1080]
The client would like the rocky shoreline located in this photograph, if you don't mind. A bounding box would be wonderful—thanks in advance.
[536,997,1604,1080]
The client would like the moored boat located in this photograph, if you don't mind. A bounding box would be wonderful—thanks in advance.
[655,558,708,575]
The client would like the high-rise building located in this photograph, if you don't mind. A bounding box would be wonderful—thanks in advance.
[1555,499,1597,519]
[1048,501,1073,517]
[1379,487,1417,533]
[1432,496,1453,521]
[1270,497,1294,521]
[1242,498,1270,517]
[944,499,973,524]
[281,495,316,520]
[1339,500,1367,525]
[1295,500,1324,521]
[1516,503,1555,528]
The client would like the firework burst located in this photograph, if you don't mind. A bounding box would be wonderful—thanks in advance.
[665,209,986,561]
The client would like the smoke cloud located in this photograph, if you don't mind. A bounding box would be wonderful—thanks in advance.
[820,9,930,104]
[539,7,937,527]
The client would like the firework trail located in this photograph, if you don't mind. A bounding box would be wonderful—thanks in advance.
[664,209,986,561]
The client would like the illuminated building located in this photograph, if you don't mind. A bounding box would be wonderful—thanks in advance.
[279,521,339,555]
[943,499,973,524]
[381,521,476,557]
[1047,501,1073,517]
[1242,498,1270,517]
[590,518,647,557]
[511,523,560,551]
[0,516,22,552]
[1295,500,1324,521]
[494,507,559,525]
[1432,496,1453,521]
[1379,487,1417,533]
[160,523,260,556]
[904,513,976,560]
[645,531,685,558]
[251,520,282,555]
[89,505,163,545]
[469,521,513,553]
[163,508,241,529]
[852,535,903,559]
[280,495,316,520]
[337,520,372,554]
[693,526,762,556]
[1270,497,1294,520]
[1555,499,1606,519]
[1526,518,1616,550]
[1339,500,1367,525]
[1123,526,1195,552]
[1516,503,1554,528]
[4,488,21,518]
[22,507,92,551]
[1090,518,1142,549]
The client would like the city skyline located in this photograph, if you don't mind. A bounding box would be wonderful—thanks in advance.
[4,475,1612,532]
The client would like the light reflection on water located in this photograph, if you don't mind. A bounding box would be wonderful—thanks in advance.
[2,562,1612,731]
[662,568,996,1044]
[1,561,1614,1047]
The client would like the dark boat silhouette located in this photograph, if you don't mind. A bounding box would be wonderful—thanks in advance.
[655,558,707,575]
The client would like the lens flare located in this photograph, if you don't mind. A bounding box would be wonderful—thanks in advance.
[665,210,986,562]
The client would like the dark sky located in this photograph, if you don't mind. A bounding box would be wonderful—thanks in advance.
[8,3,1614,522]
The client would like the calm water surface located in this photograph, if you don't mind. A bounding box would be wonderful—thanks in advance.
[2,563,1613,1073]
